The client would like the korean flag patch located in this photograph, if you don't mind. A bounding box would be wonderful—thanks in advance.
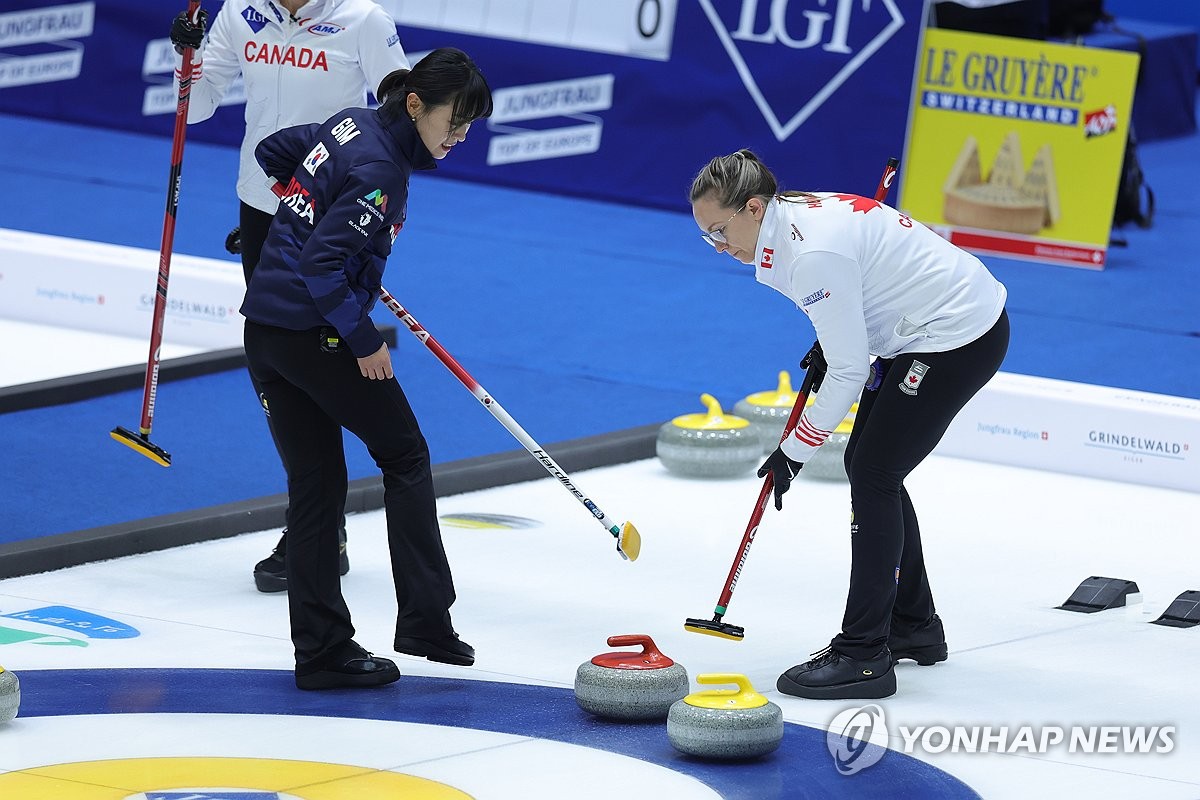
[303,142,330,175]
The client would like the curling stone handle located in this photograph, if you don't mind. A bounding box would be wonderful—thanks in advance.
[696,673,754,695]
[688,673,769,708]
[700,393,725,417]
[606,634,662,657]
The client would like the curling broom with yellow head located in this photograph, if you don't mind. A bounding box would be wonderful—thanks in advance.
[110,0,206,468]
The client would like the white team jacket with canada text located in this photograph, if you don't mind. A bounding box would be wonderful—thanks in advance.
[754,193,1007,464]
[183,0,408,213]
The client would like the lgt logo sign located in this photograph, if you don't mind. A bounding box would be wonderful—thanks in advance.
[698,0,906,141]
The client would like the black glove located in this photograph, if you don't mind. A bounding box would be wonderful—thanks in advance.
[757,447,803,511]
[801,340,827,393]
[224,226,241,255]
[170,8,208,53]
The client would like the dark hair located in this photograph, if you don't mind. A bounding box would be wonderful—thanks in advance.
[379,47,493,129]
[688,148,816,207]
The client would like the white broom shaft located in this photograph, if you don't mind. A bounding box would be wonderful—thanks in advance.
[378,288,621,534]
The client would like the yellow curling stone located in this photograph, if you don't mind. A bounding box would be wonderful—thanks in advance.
[666,673,783,759]
[733,371,800,454]
[656,394,761,478]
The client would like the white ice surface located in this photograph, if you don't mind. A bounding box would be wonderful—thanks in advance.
[1,454,1198,799]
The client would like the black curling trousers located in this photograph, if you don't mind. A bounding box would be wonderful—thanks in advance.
[832,310,1009,659]
[238,203,274,283]
[239,203,350,543]
[243,321,458,667]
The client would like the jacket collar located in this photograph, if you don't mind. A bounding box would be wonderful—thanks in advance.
[260,0,331,27]
[380,111,438,172]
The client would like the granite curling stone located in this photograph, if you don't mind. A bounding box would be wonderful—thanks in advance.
[575,634,689,721]
[733,371,800,454]
[802,400,858,481]
[0,665,19,724]
[656,394,762,478]
[667,673,783,759]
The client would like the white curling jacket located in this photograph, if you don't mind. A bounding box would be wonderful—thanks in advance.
[182,0,408,213]
[754,193,1007,464]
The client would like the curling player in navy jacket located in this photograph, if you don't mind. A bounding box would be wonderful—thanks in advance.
[240,48,493,690]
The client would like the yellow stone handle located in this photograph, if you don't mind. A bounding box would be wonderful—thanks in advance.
[686,673,770,709]
[700,393,724,417]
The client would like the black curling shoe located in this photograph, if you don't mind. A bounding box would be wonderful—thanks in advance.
[394,633,475,666]
[890,614,948,666]
[777,646,897,700]
[253,528,350,593]
[295,641,400,690]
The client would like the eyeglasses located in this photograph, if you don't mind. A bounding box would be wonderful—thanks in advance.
[701,203,747,247]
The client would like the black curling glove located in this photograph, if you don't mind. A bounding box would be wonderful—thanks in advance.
[758,447,803,510]
[170,8,208,53]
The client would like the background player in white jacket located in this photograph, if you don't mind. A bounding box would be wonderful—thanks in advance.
[169,0,409,591]
[689,149,1010,700]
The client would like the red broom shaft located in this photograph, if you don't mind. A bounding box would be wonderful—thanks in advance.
[137,0,201,435]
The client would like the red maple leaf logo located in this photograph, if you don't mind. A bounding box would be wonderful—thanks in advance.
[832,194,881,214]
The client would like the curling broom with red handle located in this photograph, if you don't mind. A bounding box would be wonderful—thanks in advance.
[685,156,900,640]
[110,0,204,467]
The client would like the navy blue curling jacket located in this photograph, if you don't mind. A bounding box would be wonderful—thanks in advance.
[241,106,436,357]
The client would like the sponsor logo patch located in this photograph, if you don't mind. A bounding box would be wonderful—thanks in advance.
[1084,104,1118,138]
[362,187,386,212]
[307,22,344,36]
[241,6,268,33]
[801,288,830,307]
[899,360,929,395]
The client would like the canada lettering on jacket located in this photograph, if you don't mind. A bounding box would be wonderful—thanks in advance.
[243,41,330,71]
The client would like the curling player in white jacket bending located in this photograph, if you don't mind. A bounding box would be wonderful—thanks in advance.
[689,149,1009,700]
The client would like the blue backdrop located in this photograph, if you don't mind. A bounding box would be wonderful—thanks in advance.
[0,0,927,211]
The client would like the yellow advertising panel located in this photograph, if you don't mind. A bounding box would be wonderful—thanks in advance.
[900,28,1140,269]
